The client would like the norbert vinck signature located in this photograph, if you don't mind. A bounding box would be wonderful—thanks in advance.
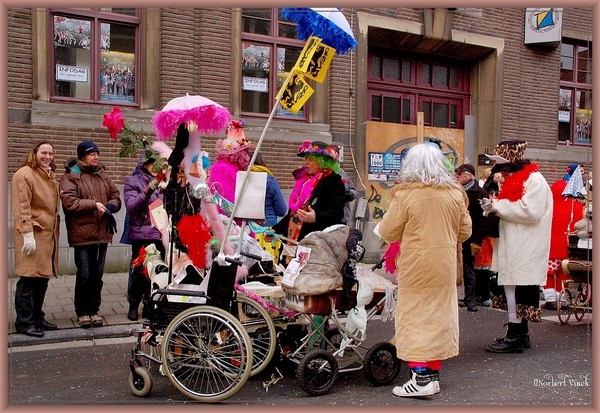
[534,373,590,387]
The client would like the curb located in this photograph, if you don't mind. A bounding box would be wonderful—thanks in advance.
[8,324,141,348]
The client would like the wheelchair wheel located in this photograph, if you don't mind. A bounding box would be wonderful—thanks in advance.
[297,349,339,396]
[233,294,277,377]
[363,342,401,386]
[557,290,572,324]
[128,366,153,397]
[161,305,253,402]
[320,328,342,350]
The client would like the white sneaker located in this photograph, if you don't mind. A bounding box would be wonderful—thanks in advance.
[392,376,440,397]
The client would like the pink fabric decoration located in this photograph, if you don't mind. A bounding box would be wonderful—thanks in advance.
[152,105,231,141]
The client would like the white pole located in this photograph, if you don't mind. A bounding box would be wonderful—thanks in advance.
[218,71,294,260]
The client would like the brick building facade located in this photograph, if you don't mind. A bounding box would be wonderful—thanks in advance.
[7,8,593,275]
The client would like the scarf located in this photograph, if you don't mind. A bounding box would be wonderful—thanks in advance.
[496,163,539,202]
[251,164,273,176]
[289,171,325,212]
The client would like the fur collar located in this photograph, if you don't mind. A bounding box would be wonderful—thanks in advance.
[496,163,539,202]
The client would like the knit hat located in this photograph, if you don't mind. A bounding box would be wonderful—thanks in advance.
[493,140,528,163]
[215,120,255,156]
[456,163,475,176]
[77,141,100,159]
[297,140,339,161]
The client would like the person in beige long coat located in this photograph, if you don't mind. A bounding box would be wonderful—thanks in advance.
[11,141,60,338]
[378,143,472,398]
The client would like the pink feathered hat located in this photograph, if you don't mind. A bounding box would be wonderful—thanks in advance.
[215,120,255,157]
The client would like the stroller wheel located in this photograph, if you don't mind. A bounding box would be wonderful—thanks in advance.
[297,349,338,396]
[363,342,401,386]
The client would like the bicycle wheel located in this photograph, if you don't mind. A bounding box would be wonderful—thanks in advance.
[233,293,277,377]
[557,290,572,324]
[363,342,401,386]
[161,305,253,402]
[297,349,339,396]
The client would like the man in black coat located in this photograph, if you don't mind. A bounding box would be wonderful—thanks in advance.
[455,163,492,312]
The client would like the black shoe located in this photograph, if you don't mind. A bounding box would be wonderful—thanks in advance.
[18,325,45,338]
[486,322,524,353]
[36,319,58,331]
[467,305,479,312]
[127,307,139,321]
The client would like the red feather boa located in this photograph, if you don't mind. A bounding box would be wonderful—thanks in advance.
[496,163,539,202]
[176,214,213,269]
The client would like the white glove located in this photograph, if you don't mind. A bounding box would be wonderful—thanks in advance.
[480,198,494,216]
[21,231,36,256]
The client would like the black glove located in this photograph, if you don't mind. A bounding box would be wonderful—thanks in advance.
[104,209,118,234]
[105,203,118,213]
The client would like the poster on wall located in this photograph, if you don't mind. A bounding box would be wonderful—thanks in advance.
[54,16,91,49]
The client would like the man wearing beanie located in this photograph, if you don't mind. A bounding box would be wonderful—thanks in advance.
[455,163,491,312]
[59,141,121,328]
[481,140,552,353]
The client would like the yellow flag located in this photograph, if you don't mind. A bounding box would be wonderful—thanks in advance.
[279,72,314,114]
[295,36,335,83]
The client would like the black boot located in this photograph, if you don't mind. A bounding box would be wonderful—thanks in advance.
[494,320,531,348]
[486,322,524,353]
[127,299,140,321]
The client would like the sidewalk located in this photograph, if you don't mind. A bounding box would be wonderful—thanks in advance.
[8,272,140,347]
[7,263,391,347]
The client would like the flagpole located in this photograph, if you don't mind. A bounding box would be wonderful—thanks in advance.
[218,70,295,260]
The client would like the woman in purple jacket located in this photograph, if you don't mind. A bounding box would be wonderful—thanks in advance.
[123,157,165,321]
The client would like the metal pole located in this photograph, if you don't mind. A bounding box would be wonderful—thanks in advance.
[218,70,294,258]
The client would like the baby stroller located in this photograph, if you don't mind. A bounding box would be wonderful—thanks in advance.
[269,225,401,396]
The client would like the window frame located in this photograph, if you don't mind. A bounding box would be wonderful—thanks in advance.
[367,49,470,128]
[558,40,592,146]
[240,8,308,120]
[49,8,141,106]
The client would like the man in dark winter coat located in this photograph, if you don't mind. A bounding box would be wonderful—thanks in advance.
[455,163,492,312]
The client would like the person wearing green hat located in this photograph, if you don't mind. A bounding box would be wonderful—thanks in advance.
[273,140,346,243]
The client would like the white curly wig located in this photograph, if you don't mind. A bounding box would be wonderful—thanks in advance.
[398,143,454,186]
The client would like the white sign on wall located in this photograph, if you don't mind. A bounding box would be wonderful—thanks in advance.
[56,64,89,82]
[243,76,268,92]
[524,8,562,45]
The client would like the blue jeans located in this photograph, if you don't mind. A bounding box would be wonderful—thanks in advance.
[73,244,107,317]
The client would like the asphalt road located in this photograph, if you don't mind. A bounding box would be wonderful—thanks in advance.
[7,307,592,406]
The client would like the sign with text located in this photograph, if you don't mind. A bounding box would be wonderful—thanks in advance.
[368,152,404,182]
[56,64,89,82]
[242,76,268,92]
